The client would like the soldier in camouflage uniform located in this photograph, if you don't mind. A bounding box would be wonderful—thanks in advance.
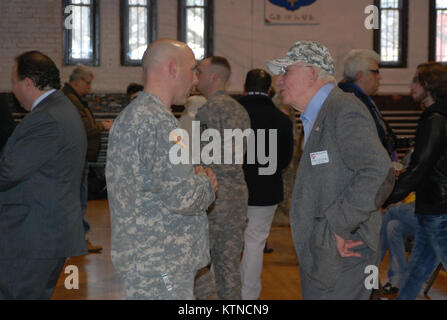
[194,56,251,300]
[106,39,218,300]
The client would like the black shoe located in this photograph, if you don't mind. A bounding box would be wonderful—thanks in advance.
[263,246,274,253]
[370,288,382,300]
[382,282,399,295]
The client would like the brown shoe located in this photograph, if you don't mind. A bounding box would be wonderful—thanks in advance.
[86,239,103,253]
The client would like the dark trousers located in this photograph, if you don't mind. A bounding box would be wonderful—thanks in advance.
[0,258,66,300]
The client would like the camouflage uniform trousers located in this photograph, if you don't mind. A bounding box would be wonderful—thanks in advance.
[122,270,196,300]
[194,181,248,300]
[194,265,218,300]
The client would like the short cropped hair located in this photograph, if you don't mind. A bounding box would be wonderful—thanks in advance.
[209,56,231,72]
[244,69,272,93]
[69,65,94,82]
[415,62,447,103]
[208,56,231,82]
[15,51,61,90]
[343,49,380,83]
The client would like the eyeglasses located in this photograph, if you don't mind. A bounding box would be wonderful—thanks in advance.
[369,69,380,75]
[280,64,313,75]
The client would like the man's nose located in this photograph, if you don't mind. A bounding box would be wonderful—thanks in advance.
[192,72,198,86]
[276,75,284,86]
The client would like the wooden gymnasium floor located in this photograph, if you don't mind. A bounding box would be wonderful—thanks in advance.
[51,199,447,300]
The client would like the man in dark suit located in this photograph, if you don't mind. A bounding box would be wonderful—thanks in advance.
[0,51,87,299]
[267,41,395,299]
[0,96,16,151]
[238,69,294,300]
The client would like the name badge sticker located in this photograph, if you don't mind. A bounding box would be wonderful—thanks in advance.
[310,151,329,166]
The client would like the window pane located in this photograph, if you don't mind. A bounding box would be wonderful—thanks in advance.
[187,0,204,6]
[437,0,447,9]
[71,4,92,60]
[380,0,399,9]
[436,10,447,61]
[128,5,148,60]
[129,0,147,5]
[380,9,399,62]
[72,0,91,4]
[186,7,205,60]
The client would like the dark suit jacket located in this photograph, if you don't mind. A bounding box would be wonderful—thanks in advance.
[0,90,88,258]
[290,87,395,289]
[0,96,16,151]
[338,81,398,156]
[238,94,294,206]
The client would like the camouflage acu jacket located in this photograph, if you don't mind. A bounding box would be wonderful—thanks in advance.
[195,91,251,186]
[106,92,215,280]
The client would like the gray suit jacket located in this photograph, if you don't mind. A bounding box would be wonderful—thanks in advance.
[0,90,88,258]
[290,87,394,289]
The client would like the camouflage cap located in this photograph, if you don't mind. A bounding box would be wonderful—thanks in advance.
[267,41,335,76]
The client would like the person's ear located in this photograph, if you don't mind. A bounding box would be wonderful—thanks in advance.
[168,60,178,79]
[308,67,318,85]
[24,77,35,89]
[211,72,219,83]
[355,70,364,81]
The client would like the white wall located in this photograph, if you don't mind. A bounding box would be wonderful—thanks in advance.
[0,0,432,94]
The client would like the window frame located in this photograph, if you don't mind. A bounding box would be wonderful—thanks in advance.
[373,0,409,68]
[62,0,100,66]
[178,0,214,60]
[120,0,157,66]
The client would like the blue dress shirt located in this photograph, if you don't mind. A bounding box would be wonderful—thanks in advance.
[301,83,335,146]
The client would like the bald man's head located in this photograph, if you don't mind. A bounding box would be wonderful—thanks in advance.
[142,39,194,74]
[141,39,198,106]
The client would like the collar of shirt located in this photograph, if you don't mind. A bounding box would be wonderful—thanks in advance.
[350,82,376,105]
[210,90,227,98]
[301,82,335,146]
[246,91,269,97]
[31,89,57,112]
[350,82,366,96]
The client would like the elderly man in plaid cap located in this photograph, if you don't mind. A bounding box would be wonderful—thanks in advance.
[267,41,395,299]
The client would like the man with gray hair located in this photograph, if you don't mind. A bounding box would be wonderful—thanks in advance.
[267,41,395,299]
[338,49,400,160]
[63,65,112,253]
